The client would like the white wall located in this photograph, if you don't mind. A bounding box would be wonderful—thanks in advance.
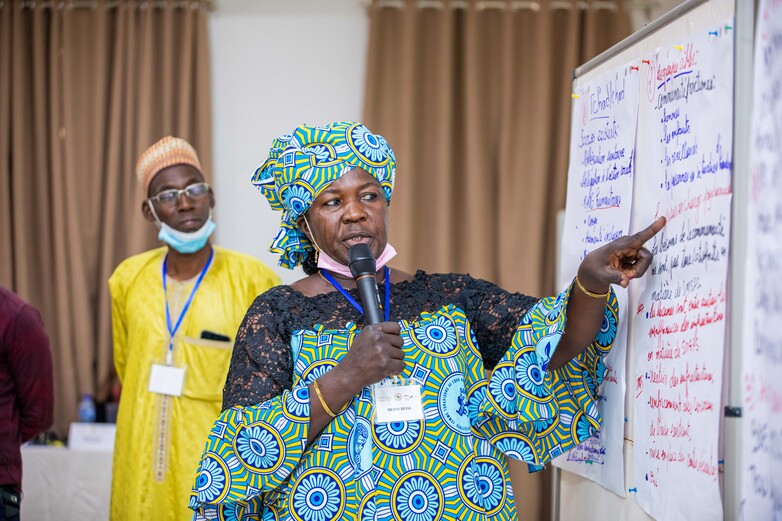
[208,0,369,284]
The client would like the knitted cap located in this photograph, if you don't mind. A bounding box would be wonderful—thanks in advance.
[136,136,203,195]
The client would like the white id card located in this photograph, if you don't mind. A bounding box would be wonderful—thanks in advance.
[372,383,424,423]
[148,364,186,396]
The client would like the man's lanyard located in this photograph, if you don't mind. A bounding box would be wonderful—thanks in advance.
[162,248,214,365]
[320,266,391,322]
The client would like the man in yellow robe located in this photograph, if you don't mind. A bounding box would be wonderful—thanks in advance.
[109,136,280,521]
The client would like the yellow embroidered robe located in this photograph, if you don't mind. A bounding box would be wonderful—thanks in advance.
[108,246,280,521]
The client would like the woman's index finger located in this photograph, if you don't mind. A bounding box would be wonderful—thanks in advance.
[632,216,667,246]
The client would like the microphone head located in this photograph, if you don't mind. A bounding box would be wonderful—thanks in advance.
[348,243,377,278]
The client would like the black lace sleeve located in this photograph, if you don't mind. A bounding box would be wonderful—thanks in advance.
[222,287,295,410]
[222,272,541,408]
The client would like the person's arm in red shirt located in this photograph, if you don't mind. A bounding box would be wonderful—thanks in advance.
[9,304,54,441]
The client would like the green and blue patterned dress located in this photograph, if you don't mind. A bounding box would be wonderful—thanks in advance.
[190,271,617,521]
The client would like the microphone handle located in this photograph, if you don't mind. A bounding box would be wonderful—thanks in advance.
[355,274,383,325]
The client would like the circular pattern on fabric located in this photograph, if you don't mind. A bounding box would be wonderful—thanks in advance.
[470,457,506,516]
[195,454,230,504]
[282,385,311,422]
[233,422,285,474]
[456,453,483,513]
[347,417,373,474]
[486,365,518,417]
[281,183,315,218]
[374,420,425,455]
[411,315,458,357]
[299,360,338,385]
[390,471,444,521]
[290,468,346,521]
[490,432,536,464]
[280,385,310,422]
[466,380,487,423]
[595,310,617,347]
[358,490,377,521]
[514,351,548,400]
[572,410,597,442]
[348,123,390,166]
[437,373,471,435]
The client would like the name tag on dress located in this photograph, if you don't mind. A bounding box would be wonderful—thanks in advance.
[148,364,186,396]
[373,383,424,423]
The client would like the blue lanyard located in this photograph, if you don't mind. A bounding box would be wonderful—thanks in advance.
[320,266,391,322]
[162,248,214,364]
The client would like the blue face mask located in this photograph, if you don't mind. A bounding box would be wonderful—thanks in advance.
[157,217,216,254]
[147,201,216,254]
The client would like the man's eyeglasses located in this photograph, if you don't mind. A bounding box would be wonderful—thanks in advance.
[148,182,210,207]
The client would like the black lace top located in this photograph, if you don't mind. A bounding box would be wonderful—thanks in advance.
[223,271,539,410]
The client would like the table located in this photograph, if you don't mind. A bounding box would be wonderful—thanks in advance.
[21,445,113,521]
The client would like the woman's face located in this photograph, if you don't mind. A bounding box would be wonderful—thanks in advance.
[298,168,388,266]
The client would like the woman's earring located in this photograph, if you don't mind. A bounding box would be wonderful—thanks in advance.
[303,215,321,263]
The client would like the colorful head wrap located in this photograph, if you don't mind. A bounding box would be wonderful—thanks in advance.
[252,121,396,269]
[136,136,203,195]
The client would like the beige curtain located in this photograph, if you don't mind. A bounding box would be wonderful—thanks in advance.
[0,0,212,436]
[362,1,631,519]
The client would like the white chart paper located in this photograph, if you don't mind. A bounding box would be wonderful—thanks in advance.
[555,61,640,497]
[632,26,733,521]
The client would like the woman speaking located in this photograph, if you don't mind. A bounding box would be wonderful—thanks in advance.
[189,121,665,521]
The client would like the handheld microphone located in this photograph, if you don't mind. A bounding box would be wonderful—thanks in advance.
[348,243,384,325]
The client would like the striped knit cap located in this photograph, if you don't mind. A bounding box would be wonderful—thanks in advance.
[136,136,203,195]
[251,122,396,269]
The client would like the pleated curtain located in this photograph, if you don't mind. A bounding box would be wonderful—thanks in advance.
[361,1,632,519]
[0,0,212,435]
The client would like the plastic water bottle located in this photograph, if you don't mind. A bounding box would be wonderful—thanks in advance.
[78,394,96,423]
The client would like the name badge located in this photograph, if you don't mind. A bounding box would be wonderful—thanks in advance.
[149,364,186,396]
[373,383,424,423]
